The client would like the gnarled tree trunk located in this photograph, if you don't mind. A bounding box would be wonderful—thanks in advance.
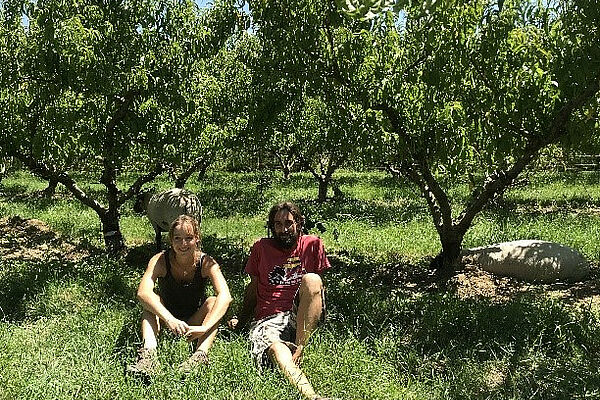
[99,208,125,255]
[41,177,59,197]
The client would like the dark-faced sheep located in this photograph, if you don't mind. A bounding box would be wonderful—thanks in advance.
[134,188,202,251]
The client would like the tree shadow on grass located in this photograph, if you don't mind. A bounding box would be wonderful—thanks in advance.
[0,253,141,323]
[0,183,35,199]
[295,198,427,228]
[0,216,140,323]
[323,249,600,399]
[494,196,600,215]
[202,234,249,277]
[197,186,270,219]
[1,179,112,207]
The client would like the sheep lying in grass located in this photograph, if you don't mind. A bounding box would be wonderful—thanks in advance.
[134,188,202,251]
[462,240,590,282]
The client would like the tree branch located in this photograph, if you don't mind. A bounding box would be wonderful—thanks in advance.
[100,90,139,198]
[17,154,106,215]
[121,162,164,203]
[457,73,600,231]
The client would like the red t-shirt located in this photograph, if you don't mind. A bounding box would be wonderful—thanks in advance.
[245,234,331,320]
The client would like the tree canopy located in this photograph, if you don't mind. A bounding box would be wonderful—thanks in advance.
[0,0,238,253]
[1,0,598,266]
[245,0,600,268]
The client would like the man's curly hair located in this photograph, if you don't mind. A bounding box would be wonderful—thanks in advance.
[267,201,304,233]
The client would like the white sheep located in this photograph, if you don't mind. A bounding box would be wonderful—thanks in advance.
[462,240,590,282]
[135,188,202,251]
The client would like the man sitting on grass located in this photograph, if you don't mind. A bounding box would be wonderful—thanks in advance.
[229,201,337,400]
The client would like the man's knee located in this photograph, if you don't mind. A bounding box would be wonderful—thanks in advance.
[300,273,323,297]
[267,341,292,362]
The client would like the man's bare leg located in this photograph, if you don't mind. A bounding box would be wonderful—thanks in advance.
[294,273,323,364]
[268,341,320,400]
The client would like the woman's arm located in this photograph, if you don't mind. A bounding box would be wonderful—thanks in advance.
[136,252,189,335]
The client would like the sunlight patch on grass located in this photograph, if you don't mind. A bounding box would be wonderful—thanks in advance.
[203,215,266,248]
[322,219,440,263]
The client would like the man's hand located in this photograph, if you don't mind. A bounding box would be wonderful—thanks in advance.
[227,314,251,332]
[166,317,189,336]
[227,316,239,330]
[291,344,304,365]
[184,325,210,341]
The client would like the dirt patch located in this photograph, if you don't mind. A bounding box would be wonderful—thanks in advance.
[0,216,90,262]
[448,263,600,309]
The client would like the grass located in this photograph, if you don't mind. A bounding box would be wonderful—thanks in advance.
[1,169,600,399]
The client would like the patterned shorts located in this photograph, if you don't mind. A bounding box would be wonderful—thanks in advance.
[248,287,326,371]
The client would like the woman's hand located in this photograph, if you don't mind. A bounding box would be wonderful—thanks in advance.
[166,317,190,336]
[184,325,210,341]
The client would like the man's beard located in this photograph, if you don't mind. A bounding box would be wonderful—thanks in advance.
[274,231,298,249]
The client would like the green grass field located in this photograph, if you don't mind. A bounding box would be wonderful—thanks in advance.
[1,169,600,399]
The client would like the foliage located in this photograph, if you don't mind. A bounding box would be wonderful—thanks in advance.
[240,0,383,200]
[245,0,600,268]
[166,25,254,186]
[0,0,238,253]
[335,0,450,20]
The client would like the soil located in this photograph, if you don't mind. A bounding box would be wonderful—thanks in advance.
[2,216,600,309]
[0,215,91,262]
[448,263,600,309]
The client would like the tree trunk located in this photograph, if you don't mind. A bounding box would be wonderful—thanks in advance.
[41,177,59,197]
[270,149,295,181]
[434,227,465,271]
[303,158,337,203]
[332,182,344,199]
[282,163,292,180]
[196,163,210,181]
[317,177,329,202]
[176,157,212,188]
[0,160,6,183]
[99,208,125,256]
[174,175,187,189]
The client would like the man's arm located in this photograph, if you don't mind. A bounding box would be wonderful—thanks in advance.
[228,275,258,331]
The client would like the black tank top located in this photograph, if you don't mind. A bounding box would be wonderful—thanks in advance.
[159,249,207,319]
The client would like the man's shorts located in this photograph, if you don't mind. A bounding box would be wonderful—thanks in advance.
[249,287,326,371]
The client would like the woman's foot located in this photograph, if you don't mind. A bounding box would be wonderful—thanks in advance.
[178,349,209,373]
[127,348,159,375]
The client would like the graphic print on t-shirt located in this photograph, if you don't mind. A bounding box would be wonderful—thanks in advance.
[268,256,306,286]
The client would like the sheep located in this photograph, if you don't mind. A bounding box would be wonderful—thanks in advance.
[461,240,590,282]
[134,188,202,251]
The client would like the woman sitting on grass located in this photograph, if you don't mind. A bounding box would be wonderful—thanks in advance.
[128,214,232,375]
